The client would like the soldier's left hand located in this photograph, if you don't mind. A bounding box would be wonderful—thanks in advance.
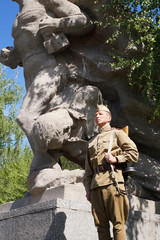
[104,152,117,164]
[39,17,61,36]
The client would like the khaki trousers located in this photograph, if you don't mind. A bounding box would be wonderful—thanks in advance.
[91,184,129,240]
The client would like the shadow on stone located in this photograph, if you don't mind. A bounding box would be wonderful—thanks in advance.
[45,212,67,240]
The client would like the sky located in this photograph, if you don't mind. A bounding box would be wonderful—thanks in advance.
[0,1,25,88]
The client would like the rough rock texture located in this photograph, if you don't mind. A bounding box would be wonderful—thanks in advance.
[28,169,85,195]
[0,0,159,199]
[0,185,159,240]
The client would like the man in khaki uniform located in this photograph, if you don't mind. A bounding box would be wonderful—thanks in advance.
[83,105,138,240]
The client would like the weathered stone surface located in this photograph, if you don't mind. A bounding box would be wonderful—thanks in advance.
[0,184,86,213]
[0,185,98,240]
[28,169,85,195]
[126,195,160,240]
[127,153,160,201]
[0,0,159,200]
[0,185,159,240]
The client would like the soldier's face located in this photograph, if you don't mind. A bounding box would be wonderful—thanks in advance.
[95,111,111,128]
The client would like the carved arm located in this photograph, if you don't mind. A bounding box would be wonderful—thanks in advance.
[39,0,93,37]
[0,47,22,69]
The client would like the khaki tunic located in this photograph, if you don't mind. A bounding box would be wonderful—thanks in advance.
[83,125,139,193]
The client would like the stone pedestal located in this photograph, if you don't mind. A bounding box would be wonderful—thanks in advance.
[126,195,160,240]
[0,184,160,240]
[0,197,98,240]
[0,184,98,240]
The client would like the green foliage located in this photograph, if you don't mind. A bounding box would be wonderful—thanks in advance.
[60,156,82,170]
[0,145,32,204]
[0,64,33,204]
[95,0,160,119]
[0,65,23,151]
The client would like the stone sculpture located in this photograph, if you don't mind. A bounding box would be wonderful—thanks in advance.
[0,0,102,195]
[0,0,160,200]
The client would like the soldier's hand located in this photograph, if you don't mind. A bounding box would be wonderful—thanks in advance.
[86,191,91,202]
[0,48,9,65]
[0,47,17,68]
[104,152,117,164]
[0,47,18,69]
[39,17,62,37]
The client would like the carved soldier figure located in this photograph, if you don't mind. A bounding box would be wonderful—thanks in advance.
[0,0,100,194]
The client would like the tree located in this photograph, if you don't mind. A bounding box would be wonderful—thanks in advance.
[94,0,160,119]
[0,64,33,204]
[0,145,32,204]
[60,155,82,170]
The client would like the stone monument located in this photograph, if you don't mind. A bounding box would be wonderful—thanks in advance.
[0,0,103,194]
[0,0,159,205]
[0,1,160,239]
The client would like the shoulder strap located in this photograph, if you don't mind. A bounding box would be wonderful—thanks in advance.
[108,130,115,153]
[108,126,129,153]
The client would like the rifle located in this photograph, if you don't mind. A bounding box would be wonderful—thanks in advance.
[122,126,136,181]
[108,126,136,195]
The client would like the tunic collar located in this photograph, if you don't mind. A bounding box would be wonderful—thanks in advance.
[99,125,111,133]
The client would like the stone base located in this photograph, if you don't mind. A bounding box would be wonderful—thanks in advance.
[0,184,160,240]
[126,195,160,240]
[0,197,98,240]
[0,183,87,213]
[0,184,98,240]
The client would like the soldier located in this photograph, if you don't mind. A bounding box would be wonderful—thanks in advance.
[83,105,139,240]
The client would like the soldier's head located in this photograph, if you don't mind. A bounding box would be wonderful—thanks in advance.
[95,105,111,128]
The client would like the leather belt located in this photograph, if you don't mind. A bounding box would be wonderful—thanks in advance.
[94,163,124,174]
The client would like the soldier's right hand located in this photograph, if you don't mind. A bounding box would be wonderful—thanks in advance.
[0,47,20,69]
[0,47,13,66]
[86,191,91,202]
[0,48,9,65]
[39,16,61,37]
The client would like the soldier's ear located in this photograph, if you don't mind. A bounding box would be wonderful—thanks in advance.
[107,112,112,122]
